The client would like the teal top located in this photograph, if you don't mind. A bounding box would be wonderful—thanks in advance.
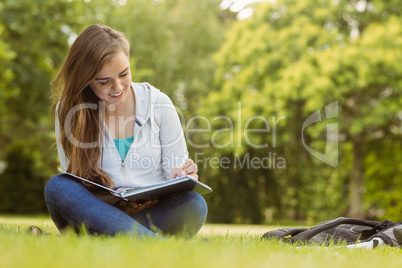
[113,136,134,162]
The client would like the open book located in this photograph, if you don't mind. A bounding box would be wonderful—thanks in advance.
[58,169,212,202]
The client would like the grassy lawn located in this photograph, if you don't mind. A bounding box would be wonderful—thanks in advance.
[1,215,401,268]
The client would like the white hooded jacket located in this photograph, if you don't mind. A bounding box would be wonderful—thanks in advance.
[56,82,188,188]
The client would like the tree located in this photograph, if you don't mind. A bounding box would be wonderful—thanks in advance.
[84,0,225,117]
[200,0,402,222]
[0,142,47,213]
[301,17,402,216]
[0,0,100,213]
[0,0,227,215]
[0,23,16,152]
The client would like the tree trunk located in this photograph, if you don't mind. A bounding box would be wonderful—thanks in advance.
[349,140,364,218]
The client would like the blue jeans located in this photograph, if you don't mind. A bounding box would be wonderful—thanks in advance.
[44,174,208,238]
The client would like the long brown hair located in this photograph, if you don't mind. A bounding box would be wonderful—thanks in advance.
[51,25,130,187]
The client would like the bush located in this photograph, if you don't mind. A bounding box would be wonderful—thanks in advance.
[0,141,47,214]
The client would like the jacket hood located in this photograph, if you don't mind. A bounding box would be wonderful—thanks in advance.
[132,82,161,125]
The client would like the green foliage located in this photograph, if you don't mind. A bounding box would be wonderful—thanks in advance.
[78,0,225,114]
[0,0,80,124]
[0,0,225,214]
[0,142,47,213]
[0,24,16,124]
[364,139,402,222]
[0,0,91,213]
[200,0,402,222]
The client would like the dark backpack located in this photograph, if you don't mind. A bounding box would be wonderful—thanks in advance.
[261,217,402,248]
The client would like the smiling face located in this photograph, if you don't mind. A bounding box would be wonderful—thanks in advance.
[89,50,132,107]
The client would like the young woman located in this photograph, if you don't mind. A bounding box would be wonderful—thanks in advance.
[44,24,207,238]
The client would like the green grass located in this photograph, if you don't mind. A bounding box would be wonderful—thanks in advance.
[1,215,401,268]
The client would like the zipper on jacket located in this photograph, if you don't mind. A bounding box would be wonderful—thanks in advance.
[121,159,129,186]
[121,161,125,173]
[103,122,129,186]
[120,118,145,186]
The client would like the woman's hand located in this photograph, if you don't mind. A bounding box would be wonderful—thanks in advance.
[169,159,199,180]
[117,199,159,214]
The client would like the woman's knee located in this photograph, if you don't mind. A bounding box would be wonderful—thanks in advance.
[176,191,208,237]
[44,174,82,202]
[181,191,208,221]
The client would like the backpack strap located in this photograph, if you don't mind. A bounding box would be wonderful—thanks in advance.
[393,226,402,244]
[288,217,379,244]
[366,221,402,247]
[262,227,308,240]
[360,220,396,239]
